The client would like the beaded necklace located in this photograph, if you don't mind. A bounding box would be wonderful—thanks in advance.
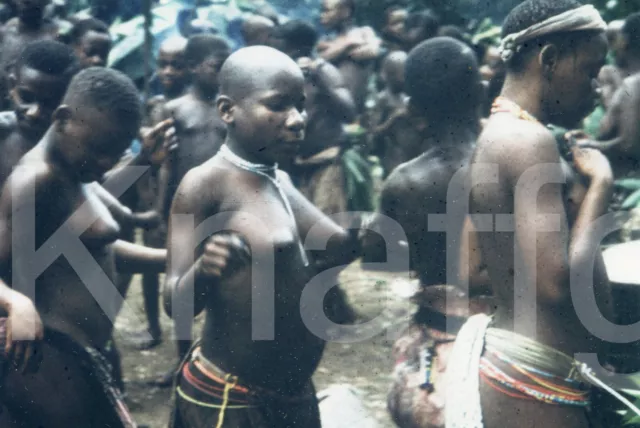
[219,144,309,267]
[491,96,540,124]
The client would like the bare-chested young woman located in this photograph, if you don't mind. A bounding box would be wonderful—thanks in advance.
[0,67,166,428]
[165,46,361,428]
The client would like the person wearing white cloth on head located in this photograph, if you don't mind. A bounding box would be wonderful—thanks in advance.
[445,1,627,428]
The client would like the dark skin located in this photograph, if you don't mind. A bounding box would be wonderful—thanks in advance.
[363,46,486,297]
[370,103,429,177]
[0,0,59,73]
[165,47,358,424]
[155,37,189,102]
[318,0,381,115]
[162,53,228,219]
[0,65,68,190]
[370,51,406,134]
[369,120,480,288]
[470,32,613,427]
[268,36,355,160]
[581,73,640,177]
[612,21,640,80]
[0,64,161,230]
[149,51,228,375]
[294,56,355,159]
[381,8,408,52]
[241,14,275,47]
[128,37,188,349]
[0,100,166,426]
[578,23,640,175]
[73,29,111,68]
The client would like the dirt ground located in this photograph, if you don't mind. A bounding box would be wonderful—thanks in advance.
[114,261,417,428]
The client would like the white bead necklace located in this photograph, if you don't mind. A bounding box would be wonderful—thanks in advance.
[218,144,309,267]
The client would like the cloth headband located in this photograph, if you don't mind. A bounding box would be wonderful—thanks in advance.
[499,5,607,62]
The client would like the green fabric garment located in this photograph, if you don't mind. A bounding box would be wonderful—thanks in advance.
[341,148,378,212]
[584,105,605,138]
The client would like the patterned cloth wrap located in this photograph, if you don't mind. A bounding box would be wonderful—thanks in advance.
[0,319,136,428]
[387,287,495,428]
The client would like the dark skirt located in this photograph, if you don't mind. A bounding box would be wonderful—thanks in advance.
[0,319,136,428]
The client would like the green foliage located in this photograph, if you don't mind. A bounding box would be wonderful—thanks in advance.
[591,0,640,21]
[353,0,640,31]
[615,179,640,210]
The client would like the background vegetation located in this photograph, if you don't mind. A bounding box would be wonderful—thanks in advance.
[353,0,640,30]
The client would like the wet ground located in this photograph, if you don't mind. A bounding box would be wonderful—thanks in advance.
[115,261,417,428]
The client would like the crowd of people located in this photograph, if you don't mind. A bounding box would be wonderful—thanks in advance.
[0,0,638,427]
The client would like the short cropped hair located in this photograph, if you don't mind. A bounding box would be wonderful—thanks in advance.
[623,12,640,55]
[63,67,141,136]
[67,17,110,45]
[184,34,231,67]
[16,40,79,83]
[272,20,318,58]
[501,0,599,71]
[405,37,480,120]
[406,9,440,41]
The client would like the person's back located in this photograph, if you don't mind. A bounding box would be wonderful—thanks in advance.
[380,38,494,428]
[461,1,613,427]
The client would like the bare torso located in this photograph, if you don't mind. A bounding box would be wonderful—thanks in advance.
[14,146,122,349]
[374,112,427,176]
[188,157,325,394]
[0,112,37,189]
[0,18,58,72]
[165,93,226,214]
[471,116,611,356]
[381,143,475,287]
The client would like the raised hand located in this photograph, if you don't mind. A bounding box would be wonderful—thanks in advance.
[197,233,251,279]
[139,118,176,166]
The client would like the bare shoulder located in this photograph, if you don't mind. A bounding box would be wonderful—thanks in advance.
[163,96,180,115]
[381,156,442,213]
[146,95,166,110]
[477,116,560,178]
[164,93,191,115]
[616,74,640,101]
[172,156,230,212]
[1,157,53,208]
[276,169,306,199]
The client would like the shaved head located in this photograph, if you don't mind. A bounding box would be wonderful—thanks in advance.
[219,46,303,100]
[160,36,187,55]
[383,50,407,70]
[241,14,276,46]
[217,46,306,164]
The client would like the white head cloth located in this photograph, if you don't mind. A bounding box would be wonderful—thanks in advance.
[499,4,607,62]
